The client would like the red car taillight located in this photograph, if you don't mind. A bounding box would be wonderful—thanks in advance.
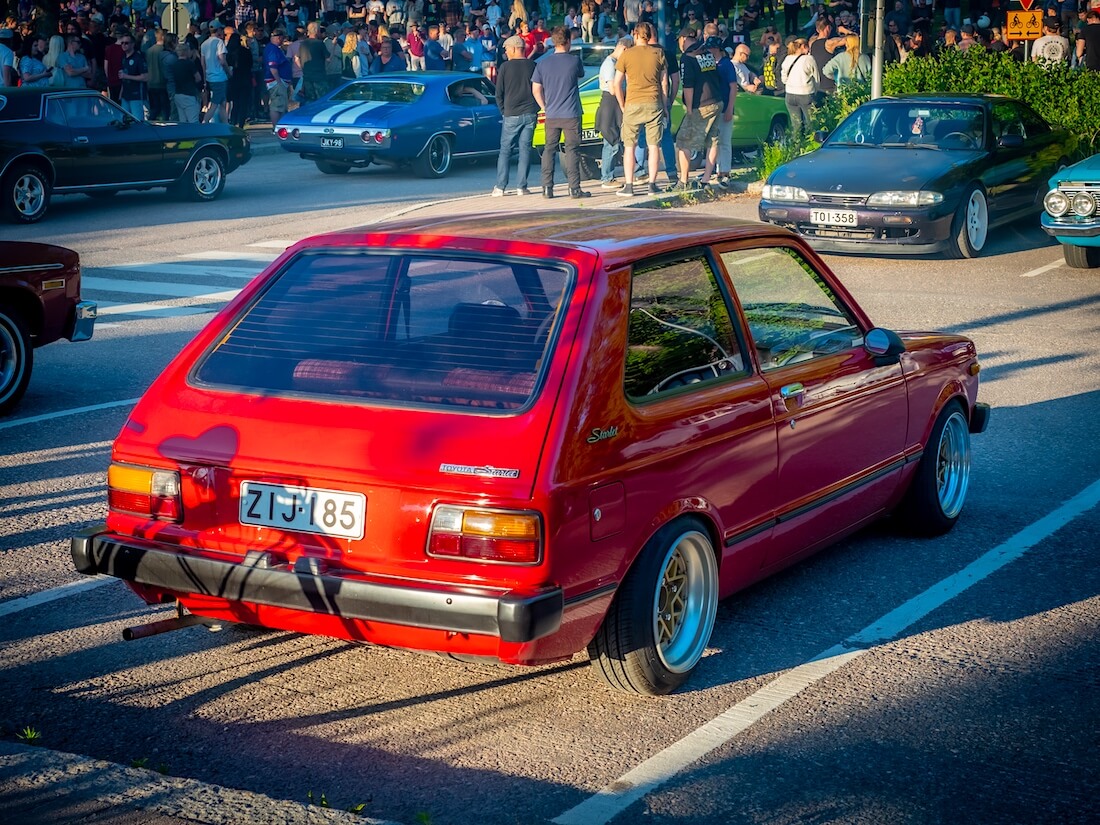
[427,506,542,564]
[276,127,289,139]
[107,463,182,522]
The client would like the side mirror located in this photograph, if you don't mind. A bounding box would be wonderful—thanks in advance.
[864,327,906,365]
[997,134,1024,149]
[813,129,829,144]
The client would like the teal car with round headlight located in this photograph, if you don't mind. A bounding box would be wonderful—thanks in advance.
[1041,152,1100,269]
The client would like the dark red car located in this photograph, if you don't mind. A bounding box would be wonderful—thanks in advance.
[71,211,988,695]
[1,241,97,414]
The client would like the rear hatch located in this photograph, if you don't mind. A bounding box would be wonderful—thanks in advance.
[112,243,581,577]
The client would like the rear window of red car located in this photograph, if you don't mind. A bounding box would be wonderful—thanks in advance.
[192,250,571,412]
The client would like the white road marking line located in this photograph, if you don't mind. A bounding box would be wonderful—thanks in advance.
[248,240,295,248]
[1021,260,1063,278]
[1,440,112,464]
[95,262,261,279]
[552,476,1100,825]
[0,578,114,618]
[85,278,242,299]
[182,250,279,262]
[97,297,237,317]
[0,398,140,431]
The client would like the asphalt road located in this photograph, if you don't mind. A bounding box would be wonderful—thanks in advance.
[1,154,1098,825]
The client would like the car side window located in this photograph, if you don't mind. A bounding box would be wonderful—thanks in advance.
[45,98,67,126]
[624,253,747,401]
[1018,104,1050,138]
[58,95,121,129]
[991,102,1025,141]
[449,79,491,106]
[720,247,863,371]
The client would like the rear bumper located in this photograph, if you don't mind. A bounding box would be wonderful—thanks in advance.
[71,525,563,644]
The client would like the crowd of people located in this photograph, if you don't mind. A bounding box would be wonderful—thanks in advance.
[2,1,1098,191]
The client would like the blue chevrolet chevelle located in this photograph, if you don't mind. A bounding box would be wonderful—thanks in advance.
[274,72,503,178]
[1041,152,1100,269]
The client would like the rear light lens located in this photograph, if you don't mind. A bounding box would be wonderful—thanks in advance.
[276,127,288,139]
[427,505,542,564]
[361,129,389,144]
[290,128,300,140]
[108,463,182,522]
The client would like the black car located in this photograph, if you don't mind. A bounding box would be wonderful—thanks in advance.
[0,88,251,224]
[758,94,1077,258]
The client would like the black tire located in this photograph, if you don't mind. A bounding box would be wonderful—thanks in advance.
[413,134,452,178]
[950,185,988,259]
[588,517,719,695]
[766,115,787,144]
[179,152,226,202]
[577,153,601,181]
[0,306,33,416]
[1062,242,1100,269]
[2,163,51,224]
[898,401,971,536]
[314,160,352,175]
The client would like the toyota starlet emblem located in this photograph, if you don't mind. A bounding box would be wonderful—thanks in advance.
[439,463,520,479]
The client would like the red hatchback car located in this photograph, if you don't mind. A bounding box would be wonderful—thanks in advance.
[72,211,988,695]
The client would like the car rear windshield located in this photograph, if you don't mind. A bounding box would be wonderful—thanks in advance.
[192,250,571,412]
[331,82,425,103]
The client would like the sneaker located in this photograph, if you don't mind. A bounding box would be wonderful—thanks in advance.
[515,186,532,196]
[635,169,649,182]
[570,188,592,199]
[491,187,505,197]
[616,184,635,198]
[600,180,620,189]
[665,180,686,193]
[647,183,662,195]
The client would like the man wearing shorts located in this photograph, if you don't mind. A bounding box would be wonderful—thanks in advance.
[201,21,230,123]
[613,21,667,197]
[264,29,292,124]
[674,34,724,189]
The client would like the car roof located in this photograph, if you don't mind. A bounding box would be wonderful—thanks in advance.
[303,209,790,271]
[0,87,106,120]
[879,93,1016,107]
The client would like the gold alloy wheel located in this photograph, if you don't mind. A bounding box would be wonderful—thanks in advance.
[651,529,718,674]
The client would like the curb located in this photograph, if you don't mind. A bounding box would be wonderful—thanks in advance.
[0,742,399,825]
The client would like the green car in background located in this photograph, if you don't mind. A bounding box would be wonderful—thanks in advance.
[533,74,789,179]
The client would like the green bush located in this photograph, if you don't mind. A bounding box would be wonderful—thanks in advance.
[757,49,1100,176]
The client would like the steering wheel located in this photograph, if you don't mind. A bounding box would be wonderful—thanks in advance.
[942,131,978,149]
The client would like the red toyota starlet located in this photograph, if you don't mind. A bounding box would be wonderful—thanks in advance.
[72,210,989,695]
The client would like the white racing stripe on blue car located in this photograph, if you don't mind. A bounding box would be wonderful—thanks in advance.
[333,101,385,124]
[309,101,363,124]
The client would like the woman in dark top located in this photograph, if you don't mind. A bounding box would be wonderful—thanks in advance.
[226,30,254,128]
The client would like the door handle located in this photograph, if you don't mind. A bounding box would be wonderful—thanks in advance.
[780,383,805,399]
[73,136,89,144]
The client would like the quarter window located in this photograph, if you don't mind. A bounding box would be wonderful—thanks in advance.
[720,247,863,371]
[624,254,746,400]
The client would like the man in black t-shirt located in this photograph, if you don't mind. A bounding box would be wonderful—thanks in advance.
[673,34,723,189]
[117,33,149,120]
[1077,10,1100,71]
[493,35,539,196]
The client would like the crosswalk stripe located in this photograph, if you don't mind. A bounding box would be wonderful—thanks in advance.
[96,301,227,317]
[248,239,297,248]
[84,277,242,299]
[95,262,261,280]
[182,250,280,262]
